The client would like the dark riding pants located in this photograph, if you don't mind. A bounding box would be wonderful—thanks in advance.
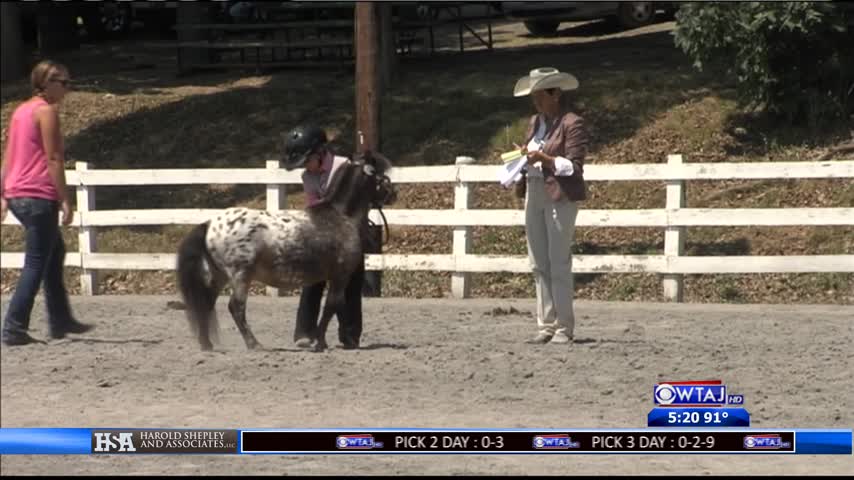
[294,254,364,346]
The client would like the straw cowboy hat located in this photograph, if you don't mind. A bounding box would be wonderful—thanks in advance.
[513,67,579,97]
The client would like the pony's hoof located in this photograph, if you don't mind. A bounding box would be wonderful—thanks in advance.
[247,341,263,350]
[200,342,214,352]
[313,343,327,353]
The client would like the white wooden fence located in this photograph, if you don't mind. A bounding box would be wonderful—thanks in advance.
[2,155,853,300]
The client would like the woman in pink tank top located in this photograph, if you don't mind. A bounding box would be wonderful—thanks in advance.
[1,60,93,346]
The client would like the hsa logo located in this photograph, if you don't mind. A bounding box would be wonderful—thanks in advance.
[93,432,137,452]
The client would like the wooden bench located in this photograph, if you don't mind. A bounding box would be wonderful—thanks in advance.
[184,59,355,72]
[157,2,500,73]
[173,20,356,31]
[161,17,361,73]
[147,37,355,73]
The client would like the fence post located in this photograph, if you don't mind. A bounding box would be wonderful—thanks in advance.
[451,156,474,298]
[75,162,98,295]
[663,154,685,302]
[265,160,287,297]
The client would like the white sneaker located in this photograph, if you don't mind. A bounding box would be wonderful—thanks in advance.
[550,332,572,344]
[525,332,553,344]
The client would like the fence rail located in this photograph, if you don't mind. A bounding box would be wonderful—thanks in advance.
[2,156,853,300]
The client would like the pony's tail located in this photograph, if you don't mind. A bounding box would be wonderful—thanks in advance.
[176,222,220,350]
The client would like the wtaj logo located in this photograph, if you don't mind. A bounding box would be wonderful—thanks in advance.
[532,435,580,450]
[336,435,383,450]
[743,435,791,450]
[653,380,744,406]
[93,432,137,452]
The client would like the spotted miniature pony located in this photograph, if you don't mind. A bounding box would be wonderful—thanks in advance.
[175,153,395,352]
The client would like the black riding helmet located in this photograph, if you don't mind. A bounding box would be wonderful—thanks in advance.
[282,125,328,170]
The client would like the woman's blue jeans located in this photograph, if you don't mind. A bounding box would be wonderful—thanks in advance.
[2,197,75,339]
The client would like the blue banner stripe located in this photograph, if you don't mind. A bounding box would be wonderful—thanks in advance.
[1,429,851,455]
[0,428,91,454]
[796,430,853,454]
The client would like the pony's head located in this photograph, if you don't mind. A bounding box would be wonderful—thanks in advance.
[353,150,397,208]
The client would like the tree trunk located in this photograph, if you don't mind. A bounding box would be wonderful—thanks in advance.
[1,2,25,82]
[36,2,79,54]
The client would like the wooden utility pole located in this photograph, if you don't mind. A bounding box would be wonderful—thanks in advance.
[355,2,380,153]
[355,2,383,297]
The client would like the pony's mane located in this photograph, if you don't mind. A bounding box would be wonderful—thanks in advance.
[308,161,359,210]
[307,152,393,212]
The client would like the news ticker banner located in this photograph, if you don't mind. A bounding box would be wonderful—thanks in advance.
[0,428,851,455]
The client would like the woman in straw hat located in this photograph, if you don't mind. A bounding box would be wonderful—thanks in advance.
[511,67,589,345]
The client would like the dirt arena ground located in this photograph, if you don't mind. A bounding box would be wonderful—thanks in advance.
[1,295,852,475]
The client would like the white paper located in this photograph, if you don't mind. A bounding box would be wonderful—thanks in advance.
[497,154,526,188]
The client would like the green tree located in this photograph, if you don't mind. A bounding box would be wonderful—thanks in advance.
[673,1,853,127]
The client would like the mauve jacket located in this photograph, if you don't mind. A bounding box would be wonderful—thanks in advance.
[522,111,589,202]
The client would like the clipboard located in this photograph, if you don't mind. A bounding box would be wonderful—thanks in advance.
[497,149,526,188]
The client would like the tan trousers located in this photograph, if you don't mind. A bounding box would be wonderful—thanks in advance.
[525,175,579,337]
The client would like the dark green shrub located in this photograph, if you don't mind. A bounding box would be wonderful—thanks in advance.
[673,2,853,127]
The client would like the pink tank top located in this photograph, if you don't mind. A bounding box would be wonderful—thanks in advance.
[2,97,59,201]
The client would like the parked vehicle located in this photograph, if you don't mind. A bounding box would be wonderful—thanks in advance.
[500,1,679,36]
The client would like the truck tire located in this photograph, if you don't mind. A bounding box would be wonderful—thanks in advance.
[523,20,560,36]
[616,1,656,29]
